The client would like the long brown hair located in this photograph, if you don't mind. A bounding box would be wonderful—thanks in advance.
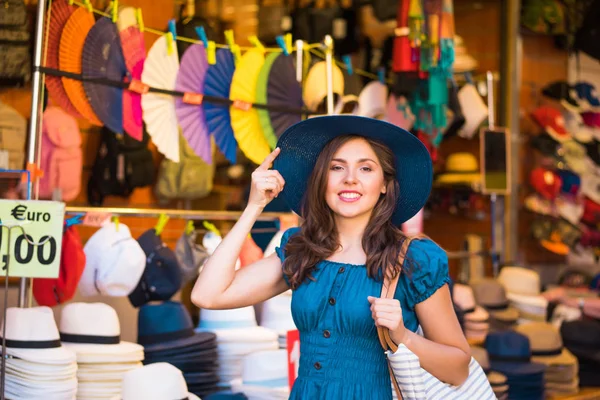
[282,135,417,289]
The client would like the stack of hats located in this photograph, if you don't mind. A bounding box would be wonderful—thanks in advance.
[470,346,509,400]
[515,322,579,396]
[112,362,200,400]
[196,306,279,388]
[498,266,548,324]
[138,301,220,398]
[452,283,490,343]
[230,350,290,400]
[59,303,144,399]
[560,319,600,387]
[485,331,546,400]
[259,290,296,349]
[129,228,183,308]
[0,307,78,399]
[80,222,146,298]
[471,278,519,331]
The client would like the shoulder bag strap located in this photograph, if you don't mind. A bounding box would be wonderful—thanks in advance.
[377,236,413,399]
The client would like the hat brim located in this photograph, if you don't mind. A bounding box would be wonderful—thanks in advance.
[489,306,520,322]
[490,360,546,376]
[273,115,433,225]
[6,346,76,365]
[141,331,215,353]
[62,341,143,358]
[110,393,200,400]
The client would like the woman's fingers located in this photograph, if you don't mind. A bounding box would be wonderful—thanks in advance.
[257,147,281,171]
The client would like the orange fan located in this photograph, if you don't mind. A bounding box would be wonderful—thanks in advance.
[44,0,81,118]
[59,7,102,126]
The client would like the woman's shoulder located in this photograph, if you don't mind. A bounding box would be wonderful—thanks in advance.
[275,227,301,262]
[405,237,448,264]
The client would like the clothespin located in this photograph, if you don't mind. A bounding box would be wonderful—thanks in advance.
[202,221,221,237]
[276,35,289,56]
[248,35,265,53]
[111,0,119,23]
[68,0,74,5]
[195,26,208,48]
[168,19,178,41]
[65,214,84,228]
[284,33,292,54]
[185,220,195,235]
[136,8,144,32]
[166,32,175,56]
[154,214,170,236]
[224,30,241,65]
[82,0,93,12]
[378,67,386,84]
[342,55,353,75]
[207,41,216,65]
[112,216,120,231]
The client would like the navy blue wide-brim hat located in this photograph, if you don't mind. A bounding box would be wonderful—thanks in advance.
[273,115,433,225]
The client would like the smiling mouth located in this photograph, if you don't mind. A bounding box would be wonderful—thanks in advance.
[338,191,362,202]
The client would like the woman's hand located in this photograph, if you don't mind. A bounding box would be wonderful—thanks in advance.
[368,296,408,345]
[247,148,286,209]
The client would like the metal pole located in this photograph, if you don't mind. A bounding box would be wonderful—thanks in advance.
[19,0,48,308]
[324,35,334,115]
[500,0,522,263]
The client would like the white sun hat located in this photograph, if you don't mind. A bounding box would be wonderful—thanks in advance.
[80,222,146,297]
[1,306,76,365]
[59,302,144,363]
[111,363,200,400]
[230,349,290,399]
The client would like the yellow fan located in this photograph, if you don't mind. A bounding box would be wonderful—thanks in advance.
[229,49,271,165]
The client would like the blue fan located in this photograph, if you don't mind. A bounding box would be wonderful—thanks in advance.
[267,54,303,138]
[203,49,237,164]
[81,17,127,134]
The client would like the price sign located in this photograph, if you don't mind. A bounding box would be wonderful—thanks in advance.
[286,329,300,390]
[0,200,65,278]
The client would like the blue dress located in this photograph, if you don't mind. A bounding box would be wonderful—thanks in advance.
[276,227,450,400]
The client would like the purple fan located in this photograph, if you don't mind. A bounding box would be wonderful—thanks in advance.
[267,54,303,138]
[203,49,237,164]
[82,17,127,134]
[175,43,211,164]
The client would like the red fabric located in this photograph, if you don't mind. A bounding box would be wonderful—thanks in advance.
[582,197,600,225]
[239,235,264,268]
[393,0,419,73]
[531,106,569,139]
[530,167,562,201]
[33,226,86,306]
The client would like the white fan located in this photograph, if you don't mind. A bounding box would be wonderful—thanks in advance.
[141,35,180,162]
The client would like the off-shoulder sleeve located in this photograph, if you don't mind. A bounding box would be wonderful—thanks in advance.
[397,238,451,311]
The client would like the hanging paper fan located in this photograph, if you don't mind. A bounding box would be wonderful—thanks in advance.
[303,61,344,113]
[120,25,146,141]
[255,52,279,150]
[59,7,102,126]
[267,54,303,138]
[117,6,137,31]
[229,49,270,165]
[44,0,80,118]
[141,35,181,162]
[203,49,237,164]
[174,43,211,164]
[82,17,128,134]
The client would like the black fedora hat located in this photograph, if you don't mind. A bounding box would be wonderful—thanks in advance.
[273,115,433,225]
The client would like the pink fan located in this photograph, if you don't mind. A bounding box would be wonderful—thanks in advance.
[119,26,146,141]
[174,43,211,164]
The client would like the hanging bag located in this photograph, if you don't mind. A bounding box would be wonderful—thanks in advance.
[378,238,495,400]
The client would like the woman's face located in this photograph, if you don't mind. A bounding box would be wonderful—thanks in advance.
[325,138,387,221]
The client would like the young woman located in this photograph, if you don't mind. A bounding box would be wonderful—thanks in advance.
[192,116,470,399]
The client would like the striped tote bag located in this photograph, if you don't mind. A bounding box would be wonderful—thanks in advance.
[377,238,496,400]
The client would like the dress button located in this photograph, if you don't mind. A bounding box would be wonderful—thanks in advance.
[329,297,336,305]
[338,267,345,273]
[314,362,322,370]
[323,330,331,338]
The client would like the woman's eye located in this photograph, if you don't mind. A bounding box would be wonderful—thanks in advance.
[361,166,372,172]
[330,165,343,171]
